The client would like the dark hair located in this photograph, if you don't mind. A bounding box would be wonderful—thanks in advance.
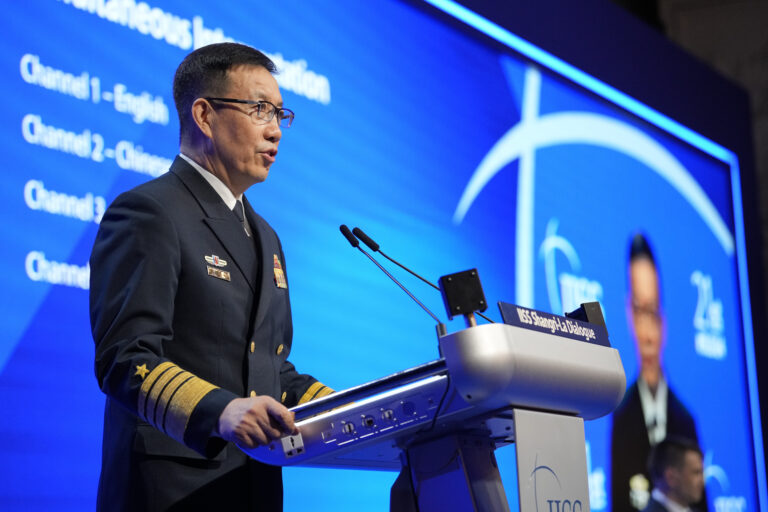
[173,42,277,142]
[628,231,664,302]
[629,232,656,266]
[647,437,702,481]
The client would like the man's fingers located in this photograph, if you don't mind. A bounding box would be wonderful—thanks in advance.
[219,395,299,449]
[235,432,256,449]
[267,402,297,435]
[256,416,284,443]
[246,427,270,447]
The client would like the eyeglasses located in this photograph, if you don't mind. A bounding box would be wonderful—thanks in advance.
[204,97,294,128]
[631,301,662,326]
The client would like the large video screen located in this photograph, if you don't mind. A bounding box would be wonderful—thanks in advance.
[0,1,764,510]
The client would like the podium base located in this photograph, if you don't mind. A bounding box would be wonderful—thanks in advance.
[392,432,511,512]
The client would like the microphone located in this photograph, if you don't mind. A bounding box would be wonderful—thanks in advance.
[340,224,360,247]
[339,225,447,337]
[351,227,495,324]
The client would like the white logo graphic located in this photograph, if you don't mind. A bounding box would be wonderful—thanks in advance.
[539,218,603,316]
[691,271,726,360]
[704,452,747,512]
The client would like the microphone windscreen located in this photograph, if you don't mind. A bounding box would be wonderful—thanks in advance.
[352,227,379,252]
[339,225,359,247]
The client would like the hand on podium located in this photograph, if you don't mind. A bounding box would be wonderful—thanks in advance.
[218,395,298,448]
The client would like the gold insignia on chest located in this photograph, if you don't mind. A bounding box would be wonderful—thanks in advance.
[135,363,149,379]
[273,254,287,289]
[204,254,227,267]
[207,266,231,281]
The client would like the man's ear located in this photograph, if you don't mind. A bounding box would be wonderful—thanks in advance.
[663,465,680,489]
[191,98,215,140]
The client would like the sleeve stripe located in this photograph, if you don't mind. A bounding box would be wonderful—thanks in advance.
[164,377,218,444]
[158,374,195,430]
[136,361,219,445]
[297,382,333,405]
[314,386,334,400]
[138,361,176,420]
[297,382,323,405]
[146,368,189,426]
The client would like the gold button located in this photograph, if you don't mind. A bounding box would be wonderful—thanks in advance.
[276,344,284,355]
[250,341,255,353]
[281,391,287,403]
[250,390,256,398]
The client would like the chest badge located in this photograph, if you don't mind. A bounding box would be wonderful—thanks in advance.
[207,266,231,281]
[205,254,227,267]
[273,254,287,289]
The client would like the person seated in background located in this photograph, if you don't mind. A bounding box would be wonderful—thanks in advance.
[642,437,705,512]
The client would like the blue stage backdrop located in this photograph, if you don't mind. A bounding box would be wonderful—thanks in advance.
[0,1,764,510]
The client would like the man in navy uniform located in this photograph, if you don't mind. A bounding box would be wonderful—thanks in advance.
[90,42,332,511]
[642,438,705,512]
[611,234,704,512]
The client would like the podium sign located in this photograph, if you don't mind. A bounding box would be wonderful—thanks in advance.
[515,408,590,512]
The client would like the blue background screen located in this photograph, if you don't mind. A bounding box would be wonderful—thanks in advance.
[0,1,763,510]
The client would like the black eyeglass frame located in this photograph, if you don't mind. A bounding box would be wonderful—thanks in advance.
[203,97,294,127]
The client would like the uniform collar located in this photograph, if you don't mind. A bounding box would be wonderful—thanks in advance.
[179,153,242,210]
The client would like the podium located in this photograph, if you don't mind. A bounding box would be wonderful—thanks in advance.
[241,314,626,511]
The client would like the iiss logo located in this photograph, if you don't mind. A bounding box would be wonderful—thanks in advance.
[530,455,586,512]
[538,218,603,316]
[704,453,748,512]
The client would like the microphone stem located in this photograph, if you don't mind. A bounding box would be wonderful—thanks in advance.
[357,247,445,328]
[378,249,495,324]
[379,249,439,291]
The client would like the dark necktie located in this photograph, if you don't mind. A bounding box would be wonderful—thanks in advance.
[232,200,250,237]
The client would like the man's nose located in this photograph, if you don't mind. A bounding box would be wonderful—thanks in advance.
[264,118,282,142]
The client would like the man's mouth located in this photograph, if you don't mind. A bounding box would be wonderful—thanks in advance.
[260,149,277,163]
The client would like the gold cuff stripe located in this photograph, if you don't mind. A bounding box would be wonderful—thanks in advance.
[138,362,176,421]
[147,366,192,427]
[297,382,324,405]
[156,374,195,429]
[136,361,220,444]
[164,377,218,444]
[297,382,333,405]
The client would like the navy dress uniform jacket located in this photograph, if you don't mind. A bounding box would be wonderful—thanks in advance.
[642,496,703,512]
[90,157,331,511]
[641,497,673,512]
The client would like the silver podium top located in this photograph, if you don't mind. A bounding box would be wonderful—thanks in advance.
[440,322,626,421]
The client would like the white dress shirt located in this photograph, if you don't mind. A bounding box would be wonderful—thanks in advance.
[179,153,252,236]
[638,375,668,445]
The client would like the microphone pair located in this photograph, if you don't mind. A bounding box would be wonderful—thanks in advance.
[339,225,494,335]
